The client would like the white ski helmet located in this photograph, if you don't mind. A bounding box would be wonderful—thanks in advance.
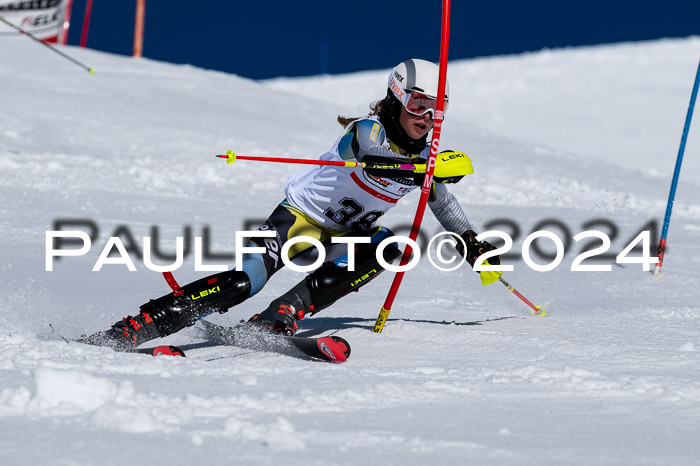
[388,58,449,117]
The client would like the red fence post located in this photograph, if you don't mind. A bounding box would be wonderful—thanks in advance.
[133,0,146,57]
[79,0,93,48]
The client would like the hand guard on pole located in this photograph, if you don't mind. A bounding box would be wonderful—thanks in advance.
[456,230,501,267]
[455,230,502,286]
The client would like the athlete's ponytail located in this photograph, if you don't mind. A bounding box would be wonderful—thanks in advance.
[336,98,386,128]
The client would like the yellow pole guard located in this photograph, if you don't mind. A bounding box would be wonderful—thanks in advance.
[373,306,390,333]
[478,259,502,286]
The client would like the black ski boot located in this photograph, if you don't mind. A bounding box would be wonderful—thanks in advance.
[82,270,251,349]
[248,281,311,336]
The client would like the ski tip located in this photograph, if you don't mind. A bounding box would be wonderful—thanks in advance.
[145,345,186,357]
[317,336,351,363]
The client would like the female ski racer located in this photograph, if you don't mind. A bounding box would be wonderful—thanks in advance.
[87,59,500,349]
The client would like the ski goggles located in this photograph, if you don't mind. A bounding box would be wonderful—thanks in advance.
[403,92,448,118]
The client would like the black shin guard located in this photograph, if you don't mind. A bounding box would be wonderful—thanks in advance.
[138,270,251,338]
[305,241,402,314]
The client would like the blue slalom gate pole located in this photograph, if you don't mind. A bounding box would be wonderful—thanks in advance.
[654,58,700,278]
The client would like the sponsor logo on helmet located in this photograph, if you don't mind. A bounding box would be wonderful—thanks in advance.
[393,70,404,83]
[389,75,405,101]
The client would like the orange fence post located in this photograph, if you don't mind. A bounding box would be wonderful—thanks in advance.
[133,0,146,57]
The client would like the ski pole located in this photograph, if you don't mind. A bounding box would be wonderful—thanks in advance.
[0,16,95,74]
[498,276,545,316]
[653,58,700,279]
[216,151,425,173]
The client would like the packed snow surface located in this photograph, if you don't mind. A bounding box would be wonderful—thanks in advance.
[1,37,700,465]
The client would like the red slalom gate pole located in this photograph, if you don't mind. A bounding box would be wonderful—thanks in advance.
[373,0,451,333]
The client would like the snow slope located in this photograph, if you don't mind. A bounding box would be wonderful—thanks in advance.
[1,36,700,465]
